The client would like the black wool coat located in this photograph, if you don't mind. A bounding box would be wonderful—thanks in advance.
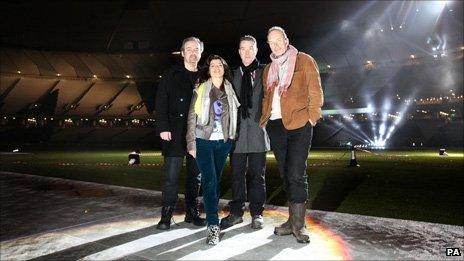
[155,64,198,156]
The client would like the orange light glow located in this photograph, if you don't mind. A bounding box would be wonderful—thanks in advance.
[264,208,351,260]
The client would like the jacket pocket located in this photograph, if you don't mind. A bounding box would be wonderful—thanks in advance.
[290,103,310,127]
[288,75,309,106]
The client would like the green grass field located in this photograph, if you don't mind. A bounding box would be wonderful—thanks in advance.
[1,149,463,226]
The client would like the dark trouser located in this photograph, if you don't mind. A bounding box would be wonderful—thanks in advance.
[229,152,266,217]
[195,138,233,226]
[266,119,312,203]
[161,154,201,209]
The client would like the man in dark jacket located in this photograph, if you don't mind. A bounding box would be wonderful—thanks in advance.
[155,37,206,230]
[220,35,270,230]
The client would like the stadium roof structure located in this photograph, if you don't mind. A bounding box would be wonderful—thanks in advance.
[0,49,165,116]
[1,1,462,65]
[0,1,463,116]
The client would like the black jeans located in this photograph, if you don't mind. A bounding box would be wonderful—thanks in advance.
[161,155,201,210]
[229,152,267,217]
[266,119,312,203]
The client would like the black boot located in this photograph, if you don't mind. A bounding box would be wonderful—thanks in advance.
[220,213,243,229]
[157,206,174,230]
[185,206,207,226]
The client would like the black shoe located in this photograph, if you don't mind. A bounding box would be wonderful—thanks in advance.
[185,207,207,226]
[157,206,174,230]
[220,214,243,229]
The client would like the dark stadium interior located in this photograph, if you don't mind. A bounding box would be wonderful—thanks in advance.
[1,2,463,260]
[1,1,463,149]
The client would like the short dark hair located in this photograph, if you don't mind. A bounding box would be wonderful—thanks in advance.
[198,54,233,88]
[180,37,204,53]
[239,35,257,47]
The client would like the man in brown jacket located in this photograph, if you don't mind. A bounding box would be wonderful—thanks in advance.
[260,26,323,243]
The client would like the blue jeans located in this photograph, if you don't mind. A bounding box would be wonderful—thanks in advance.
[195,138,233,226]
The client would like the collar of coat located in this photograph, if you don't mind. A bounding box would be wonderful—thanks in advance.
[172,63,199,73]
[194,78,239,125]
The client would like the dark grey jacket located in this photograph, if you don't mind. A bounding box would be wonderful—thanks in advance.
[232,66,270,153]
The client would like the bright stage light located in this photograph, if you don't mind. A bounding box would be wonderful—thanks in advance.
[436,0,448,8]
[341,20,350,30]
[370,139,386,149]
[372,139,386,147]
[322,107,374,115]
[382,99,391,111]
[426,1,449,14]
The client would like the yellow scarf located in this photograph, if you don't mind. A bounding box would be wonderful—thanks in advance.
[194,83,205,119]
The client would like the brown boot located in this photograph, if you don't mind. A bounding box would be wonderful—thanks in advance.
[274,203,293,236]
[290,202,310,243]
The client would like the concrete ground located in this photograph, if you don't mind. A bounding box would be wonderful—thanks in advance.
[0,171,462,260]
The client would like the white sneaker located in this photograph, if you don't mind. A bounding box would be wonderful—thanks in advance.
[206,225,220,245]
[251,215,264,229]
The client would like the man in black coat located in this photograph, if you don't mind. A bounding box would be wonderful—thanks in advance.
[155,37,206,230]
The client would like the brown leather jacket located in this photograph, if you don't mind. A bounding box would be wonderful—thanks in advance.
[259,52,324,130]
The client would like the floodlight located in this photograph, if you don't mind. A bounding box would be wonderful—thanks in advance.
[439,148,448,156]
[128,150,141,165]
